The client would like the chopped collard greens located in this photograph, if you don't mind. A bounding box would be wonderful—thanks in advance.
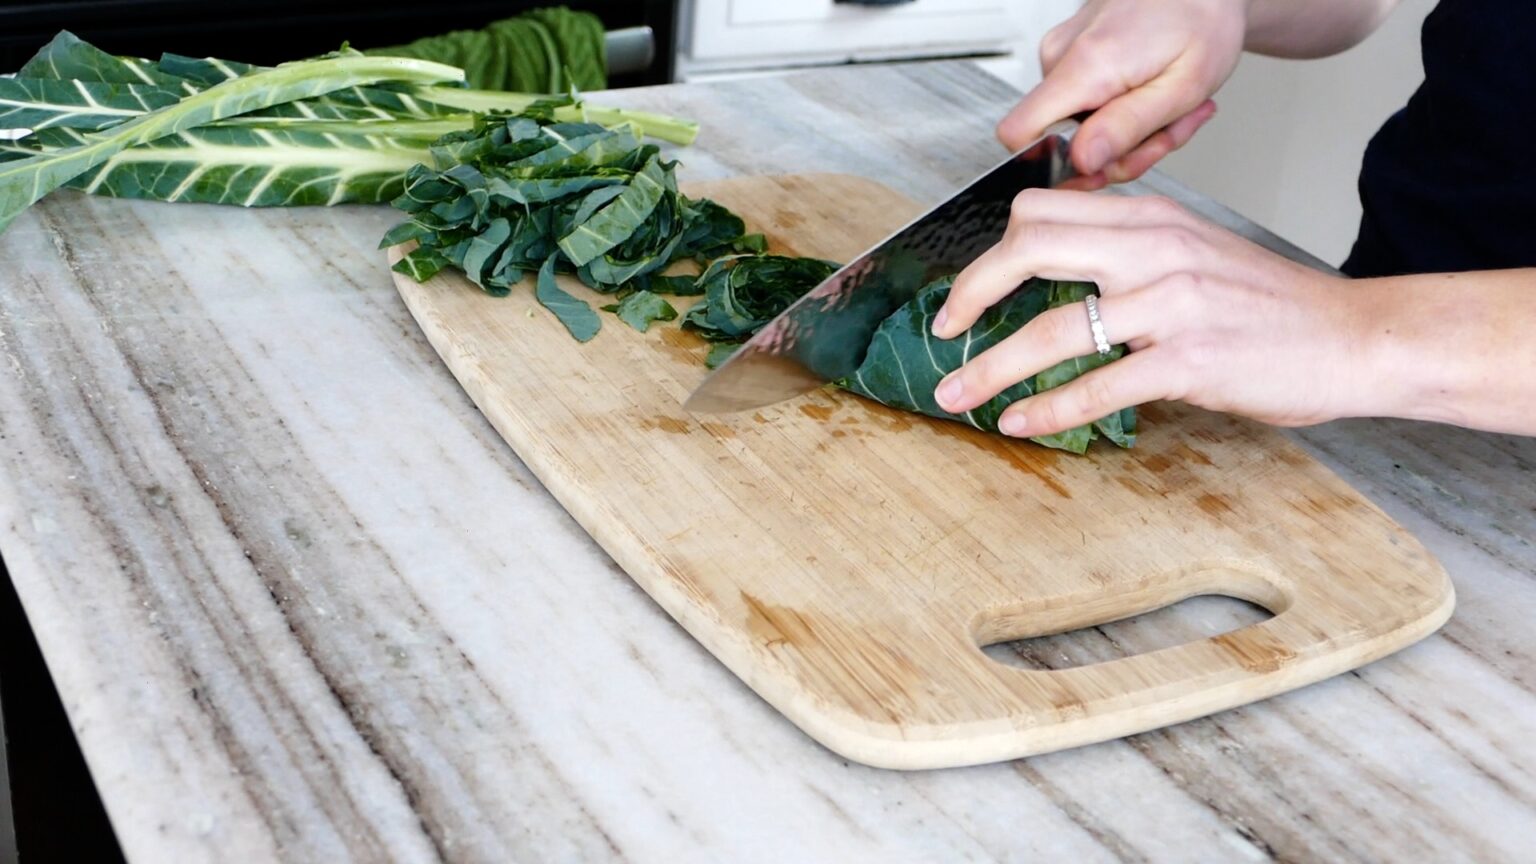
[386,108,1134,453]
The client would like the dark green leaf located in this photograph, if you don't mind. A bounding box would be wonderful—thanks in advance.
[603,290,677,332]
[534,253,600,342]
[681,254,838,343]
[379,219,431,248]
[19,31,196,90]
[705,342,741,369]
[0,78,185,131]
[647,273,703,295]
[393,248,451,281]
[557,152,666,266]
[23,124,435,207]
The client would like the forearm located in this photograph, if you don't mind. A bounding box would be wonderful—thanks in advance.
[1244,0,1401,58]
[1357,269,1536,435]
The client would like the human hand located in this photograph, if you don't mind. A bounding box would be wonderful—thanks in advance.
[929,190,1380,437]
[999,0,1245,187]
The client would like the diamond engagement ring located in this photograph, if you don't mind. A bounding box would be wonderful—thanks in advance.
[1084,294,1112,357]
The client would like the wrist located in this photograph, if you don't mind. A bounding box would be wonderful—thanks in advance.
[1345,275,1470,426]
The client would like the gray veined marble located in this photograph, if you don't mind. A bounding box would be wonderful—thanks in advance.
[0,61,1532,863]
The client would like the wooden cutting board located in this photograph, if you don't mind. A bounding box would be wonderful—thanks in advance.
[389,173,1453,769]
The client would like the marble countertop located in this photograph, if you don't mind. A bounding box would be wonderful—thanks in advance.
[1,61,1533,863]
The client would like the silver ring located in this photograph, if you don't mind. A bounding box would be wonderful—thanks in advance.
[1084,294,1112,357]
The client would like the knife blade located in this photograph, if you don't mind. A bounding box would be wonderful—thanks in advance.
[684,119,1083,414]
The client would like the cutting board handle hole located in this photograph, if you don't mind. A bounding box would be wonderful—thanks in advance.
[977,592,1275,672]
[970,562,1289,672]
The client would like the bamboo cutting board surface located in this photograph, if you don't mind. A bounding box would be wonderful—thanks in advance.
[389,173,1453,769]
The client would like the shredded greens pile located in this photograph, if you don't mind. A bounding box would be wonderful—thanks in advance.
[382,110,766,341]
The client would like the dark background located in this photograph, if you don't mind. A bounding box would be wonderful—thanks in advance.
[0,0,678,84]
[2,558,123,862]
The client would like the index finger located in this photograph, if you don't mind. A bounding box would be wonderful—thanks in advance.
[996,48,1120,152]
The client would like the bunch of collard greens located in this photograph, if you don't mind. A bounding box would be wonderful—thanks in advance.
[0,32,696,232]
[0,35,1132,453]
[385,111,1133,452]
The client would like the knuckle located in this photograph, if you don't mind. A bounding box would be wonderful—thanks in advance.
[1139,195,1183,221]
[1159,272,1206,315]
[1039,26,1070,66]
[1078,374,1117,417]
[1037,396,1072,433]
[964,352,995,389]
[1037,307,1078,350]
[947,273,980,311]
[1010,187,1050,221]
[1004,220,1051,253]
[1159,224,1206,264]
[1071,30,1114,64]
[1172,338,1219,377]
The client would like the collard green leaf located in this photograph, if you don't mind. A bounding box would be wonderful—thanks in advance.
[27,123,437,206]
[837,277,1133,454]
[0,52,463,233]
[534,254,600,342]
[393,248,451,281]
[646,273,704,296]
[602,290,677,333]
[681,254,838,343]
[19,31,197,91]
[0,78,185,131]
[155,51,460,121]
[704,342,741,369]
[460,217,514,292]
[674,198,767,261]
[154,53,259,86]
[378,102,1132,452]
[379,219,432,248]
[557,152,666,266]
[415,86,698,145]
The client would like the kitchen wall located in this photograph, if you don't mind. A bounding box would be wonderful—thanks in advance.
[982,0,1437,266]
[1158,0,1436,265]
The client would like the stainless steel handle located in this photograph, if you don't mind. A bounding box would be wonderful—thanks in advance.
[604,26,655,77]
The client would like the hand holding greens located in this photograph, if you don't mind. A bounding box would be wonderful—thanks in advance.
[840,277,1135,452]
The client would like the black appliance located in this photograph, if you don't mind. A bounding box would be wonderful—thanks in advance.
[0,0,678,85]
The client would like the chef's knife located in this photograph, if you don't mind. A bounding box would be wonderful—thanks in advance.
[684,118,1083,414]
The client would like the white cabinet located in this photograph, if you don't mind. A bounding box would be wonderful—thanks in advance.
[681,0,1023,76]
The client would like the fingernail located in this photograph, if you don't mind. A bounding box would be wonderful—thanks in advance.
[932,306,949,336]
[936,375,963,409]
[999,413,1027,436]
[1083,138,1111,174]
